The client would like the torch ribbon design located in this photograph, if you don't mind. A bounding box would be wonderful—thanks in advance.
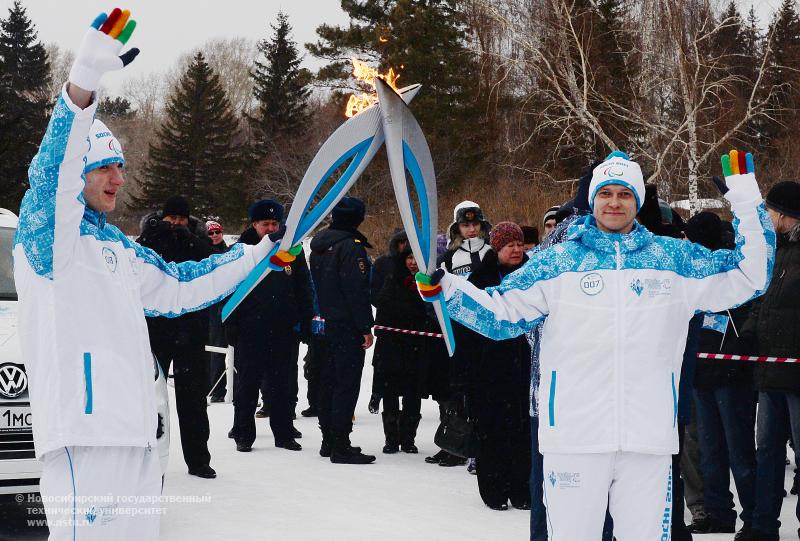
[221,84,421,322]
[375,77,456,356]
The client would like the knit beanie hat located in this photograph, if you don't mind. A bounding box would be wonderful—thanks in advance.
[543,205,560,224]
[331,196,366,229]
[248,199,284,223]
[766,181,800,219]
[162,195,191,218]
[84,119,125,174]
[206,220,222,233]
[489,221,524,252]
[589,151,646,211]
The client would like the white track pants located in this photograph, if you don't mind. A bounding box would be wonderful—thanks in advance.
[40,446,162,541]
[542,452,672,541]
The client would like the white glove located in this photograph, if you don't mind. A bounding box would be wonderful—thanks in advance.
[68,8,139,91]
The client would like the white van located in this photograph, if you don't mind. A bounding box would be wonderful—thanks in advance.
[0,208,40,494]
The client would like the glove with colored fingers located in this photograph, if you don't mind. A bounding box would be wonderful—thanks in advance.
[267,244,303,271]
[69,8,140,91]
[718,149,762,206]
[415,269,445,302]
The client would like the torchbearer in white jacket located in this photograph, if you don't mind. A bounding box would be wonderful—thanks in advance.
[416,150,776,540]
[11,9,288,541]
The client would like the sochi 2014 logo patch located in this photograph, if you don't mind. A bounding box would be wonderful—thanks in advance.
[102,247,118,273]
[630,278,644,296]
[579,273,604,296]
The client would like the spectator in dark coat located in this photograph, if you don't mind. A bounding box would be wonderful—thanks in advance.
[137,195,216,479]
[225,199,314,453]
[465,222,532,511]
[744,181,800,541]
[370,229,408,306]
[206,220,229,403]
[688,212,757,536]
[371,247,437,454]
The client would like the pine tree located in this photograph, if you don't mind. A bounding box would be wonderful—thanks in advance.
[308,0,486,184]
[130,52,245,223]
[590,0,642,158]
[250,12,311,145]
[762,0,800,146]
[97,96,134,120]
[0,1,50,210]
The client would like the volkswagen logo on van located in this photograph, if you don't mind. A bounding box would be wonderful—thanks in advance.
[0,363,27,399]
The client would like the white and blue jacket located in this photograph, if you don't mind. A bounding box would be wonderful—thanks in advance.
[441,191,774,455]
[12,88,270,458]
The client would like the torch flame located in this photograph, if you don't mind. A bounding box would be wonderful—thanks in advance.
[345,58,401,118]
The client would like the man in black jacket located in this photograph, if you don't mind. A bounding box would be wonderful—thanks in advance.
[310,197,376,464]
[744,181,800,541]
[226,199,314,453]
[137,195,216,479]
[687,212,756,537]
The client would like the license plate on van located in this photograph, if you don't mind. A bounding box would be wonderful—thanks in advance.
[0,406,33,431]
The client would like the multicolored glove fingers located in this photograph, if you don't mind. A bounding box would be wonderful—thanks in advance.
[721,149,754,177]
[268,245,303,269]
[415,270,444,299]
[89,8,137,45]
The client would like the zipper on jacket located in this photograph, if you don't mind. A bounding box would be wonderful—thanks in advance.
[614,241,623,450]
[83,352,93,415]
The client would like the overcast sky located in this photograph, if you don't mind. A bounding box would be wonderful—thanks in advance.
[0,0,785,95]
[1,0,350,93]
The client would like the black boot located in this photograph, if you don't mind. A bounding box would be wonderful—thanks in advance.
[330,435,375,464]
[382,411,400,454]
[399,411,421,454]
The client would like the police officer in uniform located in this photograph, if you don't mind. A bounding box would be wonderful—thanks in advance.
[226,200,314,452]
[310,197,376,464]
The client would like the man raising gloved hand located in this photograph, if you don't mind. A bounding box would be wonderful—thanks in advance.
[416,150,774,540]
[13,8,276,540]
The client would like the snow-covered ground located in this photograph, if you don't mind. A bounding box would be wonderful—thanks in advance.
[159,343,800,541]
[2,342,798,540]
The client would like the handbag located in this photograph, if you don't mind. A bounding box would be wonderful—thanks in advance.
[434,397,478,458]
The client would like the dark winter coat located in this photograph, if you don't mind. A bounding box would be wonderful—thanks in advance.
[371,249,438,399]
[137,213,214,346]
[208,239,230,347]
[224,226,314,336]
[309,226,374,335]
[747,224,800,393]
[693,303,754,389]
[464,250,532,438]
[371,230,407,306]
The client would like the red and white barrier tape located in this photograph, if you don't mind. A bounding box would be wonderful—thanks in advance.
[313,317,443,338]
[698,353,800,363]
[374,325,443,339]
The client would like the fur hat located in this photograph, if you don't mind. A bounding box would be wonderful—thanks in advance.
[248,199,284,223]
[489,221,524,252]
[447,200,492,242]
[84,119,125,174]
[589,151,646,211]
[331,196,365,229]
[685,211,723,251]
